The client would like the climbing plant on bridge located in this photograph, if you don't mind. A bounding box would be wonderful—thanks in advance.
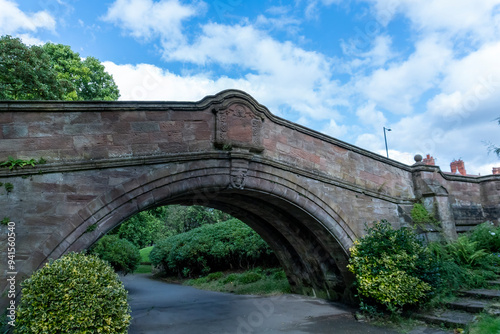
[0,156,46,170]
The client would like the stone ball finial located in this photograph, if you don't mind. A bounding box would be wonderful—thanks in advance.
[414,154,423,163]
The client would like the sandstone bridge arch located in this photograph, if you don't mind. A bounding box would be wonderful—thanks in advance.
[1,90,499,308]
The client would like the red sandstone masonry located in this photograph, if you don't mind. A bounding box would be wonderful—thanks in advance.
[0,91,499,310]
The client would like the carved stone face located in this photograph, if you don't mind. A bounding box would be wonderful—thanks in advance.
[231,169,247,189]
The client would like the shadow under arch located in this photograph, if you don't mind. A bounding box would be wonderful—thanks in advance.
[45,158,358,302]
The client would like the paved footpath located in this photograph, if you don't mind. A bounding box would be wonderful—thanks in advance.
[121,274,451,334]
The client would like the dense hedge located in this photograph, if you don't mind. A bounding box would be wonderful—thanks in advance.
[91,234,141,275]
[15,252,131,333]
[150,218,278,277]
[348,220,439,312]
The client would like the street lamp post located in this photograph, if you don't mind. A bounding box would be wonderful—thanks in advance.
[383,126,391,158]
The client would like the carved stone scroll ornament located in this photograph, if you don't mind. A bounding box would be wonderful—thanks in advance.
[214,102,264,152]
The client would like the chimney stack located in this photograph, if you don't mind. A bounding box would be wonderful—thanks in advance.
[423,154,435,166]
[450,159,466,176]
[493,167,500,175]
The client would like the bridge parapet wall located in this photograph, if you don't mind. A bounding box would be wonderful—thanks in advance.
[413,164,500,235]
[0,102,215,162]
[0,90,416,203]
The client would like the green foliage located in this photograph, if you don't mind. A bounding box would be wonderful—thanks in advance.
[91,235,141,275]
[186,267,290,295]
[0,35,63,100]
[150,218,278,278]
[410,203,439,227]
[0,157,44,170]
[0,35,119,101]
[114,207,167,248]
[113,205,232,249]
[468,221,500,253]
[348,220,438,312]
[206,271,224,281]
[486,116,500,157]
[445,236,488,267]
[165,205,232,233]
[0,217,9,225]
[468,314,500,334]
[85,223,98,232]
[425,224,500,301]
[42,43,119,101]
[237,271,262,284]
[15,252,131,333]
[134,264,152,274]
[4,183,13,193]
[140,246,154,264]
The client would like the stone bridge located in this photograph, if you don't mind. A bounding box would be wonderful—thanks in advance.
[1,90,499,307]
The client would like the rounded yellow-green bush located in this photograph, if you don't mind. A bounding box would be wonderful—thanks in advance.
[15,252,131,333]
[348,220,438,312]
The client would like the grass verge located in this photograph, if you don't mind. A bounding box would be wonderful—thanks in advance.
[184,267,290,296]
[140,246,153,264]
[134,264,152,274]
[134,246,154,274]
[467,314,500,334]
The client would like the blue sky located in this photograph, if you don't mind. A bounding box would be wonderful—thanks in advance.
[2,0,500,175]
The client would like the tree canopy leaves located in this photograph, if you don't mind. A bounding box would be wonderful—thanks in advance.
[113,205,232,249]
[0,35,119,101]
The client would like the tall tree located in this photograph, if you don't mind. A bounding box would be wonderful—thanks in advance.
[42,43,120,101]
[112,205,233,248]
[0,35,120,101]
[0,35,63,100]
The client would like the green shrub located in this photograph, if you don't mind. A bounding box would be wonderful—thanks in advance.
[91,235,141,275]
[348,220,438,312]
[15,252,131,333]
[237,271,263,284]
[425,229,500,300]
[206,271,224,281]
[150,219,278,277]
[223,273,239,284]
[469,222,500,253]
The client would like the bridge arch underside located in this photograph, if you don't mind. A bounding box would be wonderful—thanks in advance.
[47,159,357,302]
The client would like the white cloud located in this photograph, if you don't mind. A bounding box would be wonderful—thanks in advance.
[102,0,205,51]
[356,102,387,130]
[255,13,301,34]
[0,0,56,35]
[103,62,233,101]
[355,36,452,114]
[321,119,349,138]
[100,0,500,176]
[305,0,342,20]
[367,0,500,42]
[103,59,345,125]
[342,35,395,72]
[164,23,342,120]
[16,33,45,46]
[354,133,381,152]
